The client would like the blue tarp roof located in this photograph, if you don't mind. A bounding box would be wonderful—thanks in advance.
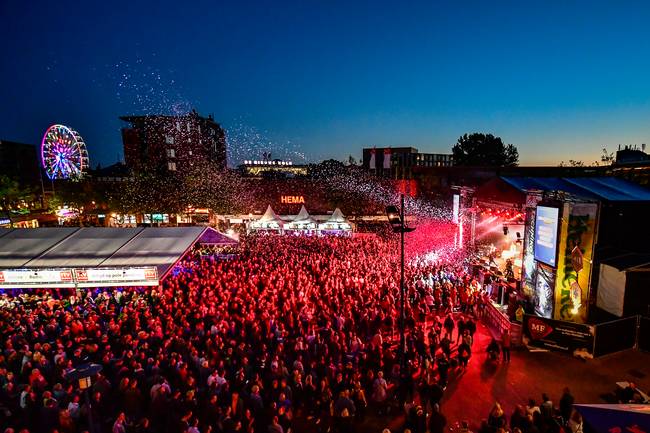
[501,177,650,202]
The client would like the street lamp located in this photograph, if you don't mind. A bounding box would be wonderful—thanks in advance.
[386,194,415,393]
[67,363,103,433]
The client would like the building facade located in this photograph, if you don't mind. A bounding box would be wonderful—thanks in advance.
[0,140,42,188]
[362,147,453,178]
[121,109,227,173]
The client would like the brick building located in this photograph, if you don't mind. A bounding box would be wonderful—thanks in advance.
[120,109,227,173]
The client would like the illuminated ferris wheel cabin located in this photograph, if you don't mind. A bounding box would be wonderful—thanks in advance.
[41,124,89,180]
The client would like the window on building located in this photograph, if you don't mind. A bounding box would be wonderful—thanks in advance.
[188,150,193,156]
[166,148,176,158]
[176,122,180,131]
[168,162,177,171]
[198,125,201,134]
[187,122,191,132]
[165,135,174,145]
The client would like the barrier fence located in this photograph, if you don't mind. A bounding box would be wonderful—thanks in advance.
[639,316,650,353]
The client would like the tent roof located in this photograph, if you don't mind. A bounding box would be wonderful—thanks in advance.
[0,227,80,268]
[197,227,239,245]
[258,205,283,223]
[327,208,348,223]
[101,227,205,278]
[600,253,650,271]
[292,205,315,223]
[0,227,206,282]
[574,404,650,433]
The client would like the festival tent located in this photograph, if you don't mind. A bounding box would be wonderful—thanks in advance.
[0,227,207,288]
[574,404,650,433]
[286,205,317,231]
[248,205,284,232]
[197,227,239,246]
[318,208,352,234]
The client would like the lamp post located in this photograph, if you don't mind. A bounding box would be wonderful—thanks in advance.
[386,194,415,393]
[67,363,102,433]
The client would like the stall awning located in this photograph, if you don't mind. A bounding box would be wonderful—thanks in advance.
[0,227,207,288]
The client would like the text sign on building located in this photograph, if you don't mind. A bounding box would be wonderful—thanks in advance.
[74,267,159,287]
[0,269,76,288]
[280,195,305,204]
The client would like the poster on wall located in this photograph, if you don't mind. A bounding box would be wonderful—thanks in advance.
[522,207,537,293]
[534,206,560,267]
[523,314,594,358]
[553,203,598,323]
[533,262,555,318]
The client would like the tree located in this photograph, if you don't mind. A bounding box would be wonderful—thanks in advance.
[601,148,615,165]
[452,133,519,167]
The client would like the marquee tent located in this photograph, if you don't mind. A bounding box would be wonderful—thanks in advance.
[286,205,317,231]
[197,227,239,246]
[0,227,206,288]
[574,404,650,433]
[248,205,285,233]
[318,208,352,234]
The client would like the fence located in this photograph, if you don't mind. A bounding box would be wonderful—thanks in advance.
[593,316,639,357]
[639,316,650,353]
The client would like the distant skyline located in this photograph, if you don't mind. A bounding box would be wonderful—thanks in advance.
[2,0,650,167]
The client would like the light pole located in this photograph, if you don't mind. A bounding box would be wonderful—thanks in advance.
[67,363,102,433]
[386,194,415,390]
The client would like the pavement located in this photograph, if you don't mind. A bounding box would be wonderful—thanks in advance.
[351,318,650,433]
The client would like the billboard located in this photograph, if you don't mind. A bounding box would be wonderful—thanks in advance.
[523,314,594,358]
[533,262,555,318]
[553,203,598,323]
[534,206,560,267]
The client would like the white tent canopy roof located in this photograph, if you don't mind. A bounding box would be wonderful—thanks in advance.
[258,205,284,223]
[327,208,348,223]
[0,227,206,285]
[291,205,316,224]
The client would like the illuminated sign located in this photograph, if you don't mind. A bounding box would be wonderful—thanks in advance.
[534,206,559,267]
[0,269,77,288]
[74,267,159,287]
[0,218,11,225]
[280,195,305,204]
[452,194,460,224]
[0,267,159,289]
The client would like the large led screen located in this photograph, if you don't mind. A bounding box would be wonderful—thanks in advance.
[534,206,559,267]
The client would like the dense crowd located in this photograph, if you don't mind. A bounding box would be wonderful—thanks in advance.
[0,235,577,433]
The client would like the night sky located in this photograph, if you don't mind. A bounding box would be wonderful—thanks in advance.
[2,0,650,167]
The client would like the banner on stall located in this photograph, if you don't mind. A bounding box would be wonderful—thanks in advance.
[553,203,598,323]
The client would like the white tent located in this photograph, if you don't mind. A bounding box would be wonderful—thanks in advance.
[318,208,352,234]
[286,205,317,231]
[248,205,284,232]
[0,227,206,288]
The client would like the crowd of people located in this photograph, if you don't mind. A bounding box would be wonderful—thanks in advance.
[0,234,580,433]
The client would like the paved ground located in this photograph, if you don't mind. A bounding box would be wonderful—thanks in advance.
[351,319,650,432]
[438,320,650,430]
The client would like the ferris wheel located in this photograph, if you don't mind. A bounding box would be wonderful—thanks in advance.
[41,124,89,180]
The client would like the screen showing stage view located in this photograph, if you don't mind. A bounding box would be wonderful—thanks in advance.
[534,206,560,267]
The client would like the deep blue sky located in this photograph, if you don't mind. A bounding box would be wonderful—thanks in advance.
[2,0,650,166]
